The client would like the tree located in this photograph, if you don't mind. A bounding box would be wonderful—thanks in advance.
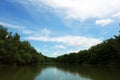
[0,25,46,65]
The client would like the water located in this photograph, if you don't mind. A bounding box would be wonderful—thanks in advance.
[0,64,120,80]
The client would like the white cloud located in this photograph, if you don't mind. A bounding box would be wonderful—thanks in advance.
[0,21,33,34]
[22,29,33,34]
[52,49,81,57]
[67,49,80,54]
[0,21,24,29]
[13,0,120,21]
[53,52,60,57]
[25,35,102,49]
[112,11,120,18]
[40,28,51,36]
[95,19,113,26]
[54,45,66,49]
[30,28,51,37]
[0,21,52,36]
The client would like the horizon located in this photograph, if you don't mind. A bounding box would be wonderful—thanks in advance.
[0,0,120,57]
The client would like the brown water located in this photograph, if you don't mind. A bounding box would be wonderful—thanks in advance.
[0,64,120,80]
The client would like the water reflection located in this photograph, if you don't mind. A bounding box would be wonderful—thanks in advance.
[35,64,120,80]
[0,65,46,80]
[0,65,120,80]
[35,66,90,80]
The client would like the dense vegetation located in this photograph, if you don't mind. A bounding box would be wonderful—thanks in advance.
[0,25,47,65]
[55,32,120,65]
[0,25,120,65]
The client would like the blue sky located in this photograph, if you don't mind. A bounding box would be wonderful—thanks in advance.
[0,0,120,57]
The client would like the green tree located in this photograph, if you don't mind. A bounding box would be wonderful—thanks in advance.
[0,25,46,65]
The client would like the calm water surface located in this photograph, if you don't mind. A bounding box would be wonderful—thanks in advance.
[0,64,120,80]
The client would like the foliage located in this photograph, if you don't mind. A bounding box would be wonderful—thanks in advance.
[1,25,120,65]
[55,32,120,65]
[0,25,45,65]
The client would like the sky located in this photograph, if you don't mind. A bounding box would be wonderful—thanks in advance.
[0,0,120,57]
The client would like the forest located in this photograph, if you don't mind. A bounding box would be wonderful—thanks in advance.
[0,25,48,65]
[55,32,120,65]
[0,25,120,65]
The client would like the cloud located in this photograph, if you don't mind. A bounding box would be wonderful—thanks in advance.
[25,35,102,49]
[13,0,120,21]
[40,28,51,36]
[0,21,33,34]
[54,45,66,49]
[0,21,52,36]
[52,49,82,57]
[112,11,120,18]
[29,28,51,37]
[0,21,24,29]
[95,19,113,26]
[22,30,33,34]
[67,49,80,54]
[53,52,61,57]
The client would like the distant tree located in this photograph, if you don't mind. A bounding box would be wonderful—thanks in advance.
[55,31,120,65]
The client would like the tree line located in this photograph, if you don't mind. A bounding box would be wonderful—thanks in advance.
[0,25,47,65]
[55,32,120,65]
[0,25,120,65]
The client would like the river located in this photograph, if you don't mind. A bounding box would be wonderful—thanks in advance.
[0,64,120,80]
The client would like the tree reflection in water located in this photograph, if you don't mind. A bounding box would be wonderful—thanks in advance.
[0,65,120,80]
